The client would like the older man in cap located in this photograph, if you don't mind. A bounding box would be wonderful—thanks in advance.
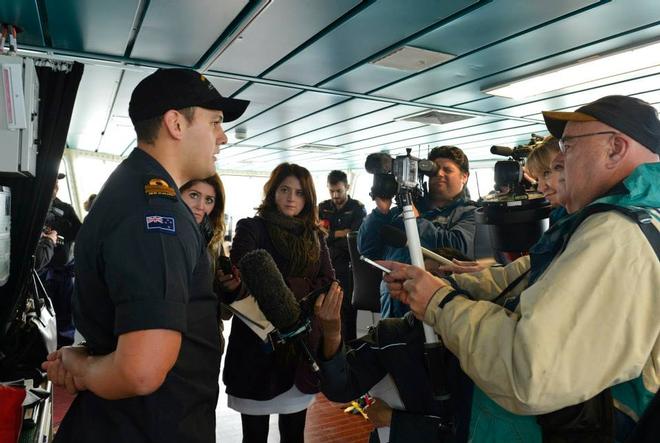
[42,68,249,443]
[381,95,659,441]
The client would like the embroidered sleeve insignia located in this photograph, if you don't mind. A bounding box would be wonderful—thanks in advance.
[144,178,177,199]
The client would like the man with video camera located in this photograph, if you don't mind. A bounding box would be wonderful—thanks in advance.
[40,173,82,347]
[358,146,476,318]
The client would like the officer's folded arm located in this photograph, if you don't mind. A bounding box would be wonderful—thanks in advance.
[64,329,182,400]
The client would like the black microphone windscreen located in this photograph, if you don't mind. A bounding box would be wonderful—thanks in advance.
[365,153,393,174]
[380,225,408,248]
[238,249,301,331]
[490,145,514,157]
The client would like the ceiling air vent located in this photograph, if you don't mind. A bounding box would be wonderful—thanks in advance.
[293,144,337,152]
[370,46,455,72]
[395,109,474,126]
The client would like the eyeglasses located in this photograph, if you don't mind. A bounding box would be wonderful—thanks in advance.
[558,131,618,154]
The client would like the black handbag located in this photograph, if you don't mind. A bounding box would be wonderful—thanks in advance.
[0,269,57,379]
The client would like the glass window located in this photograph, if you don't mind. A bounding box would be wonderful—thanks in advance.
[71,155,122,217]
[221,174,268,238]
[56,160,72,205]
[468,168,495,199]
[350,172,376,213]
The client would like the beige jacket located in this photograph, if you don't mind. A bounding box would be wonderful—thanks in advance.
[424,210,660,415]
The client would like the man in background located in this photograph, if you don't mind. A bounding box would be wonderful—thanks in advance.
[319,170,366,341]
[40,173,81,346]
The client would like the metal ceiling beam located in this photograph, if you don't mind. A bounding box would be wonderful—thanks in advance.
[123,0,151,58]
[14,43,542,124]
[195,0,272,72]
[96,70,125,153]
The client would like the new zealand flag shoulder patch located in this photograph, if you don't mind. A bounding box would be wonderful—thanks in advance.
[145,214,176,235]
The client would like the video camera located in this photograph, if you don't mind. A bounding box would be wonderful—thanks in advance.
[366,149,451,400]
[364,148,438,200]
[43,206,69,245]
[476,134,552,253]
[490,134,544,197]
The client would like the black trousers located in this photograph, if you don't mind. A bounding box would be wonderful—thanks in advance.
[240,410,307,443]
[41,266,75,347]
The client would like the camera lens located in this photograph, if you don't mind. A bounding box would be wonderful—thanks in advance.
[476,196,552,252]
[418,159,438,176]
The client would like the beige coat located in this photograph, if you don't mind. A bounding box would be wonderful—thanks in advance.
[425,210,660,415]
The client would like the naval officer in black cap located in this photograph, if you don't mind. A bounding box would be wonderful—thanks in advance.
[42,68,249,443]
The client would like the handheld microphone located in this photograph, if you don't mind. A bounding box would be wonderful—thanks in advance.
[238,249,320,372]
[380,225,454,266]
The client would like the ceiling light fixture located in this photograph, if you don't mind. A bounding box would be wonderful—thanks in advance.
[482,40,660,99]
[395,109,475,125]
[370,46,454,72]
[292,143,337,152]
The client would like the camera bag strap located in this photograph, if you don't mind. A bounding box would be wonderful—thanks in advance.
[558,203,659,261]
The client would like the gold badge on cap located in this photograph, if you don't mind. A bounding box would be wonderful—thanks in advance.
[144,178,176,198]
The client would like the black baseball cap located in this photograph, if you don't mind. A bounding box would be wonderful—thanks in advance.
[129,68,249,124]
[543,95,660,154]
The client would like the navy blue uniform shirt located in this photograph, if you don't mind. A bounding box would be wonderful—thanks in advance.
[56,148,220,443]
[318,196,366,267]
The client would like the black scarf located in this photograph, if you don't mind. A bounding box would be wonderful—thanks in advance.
[259,210,320,277]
